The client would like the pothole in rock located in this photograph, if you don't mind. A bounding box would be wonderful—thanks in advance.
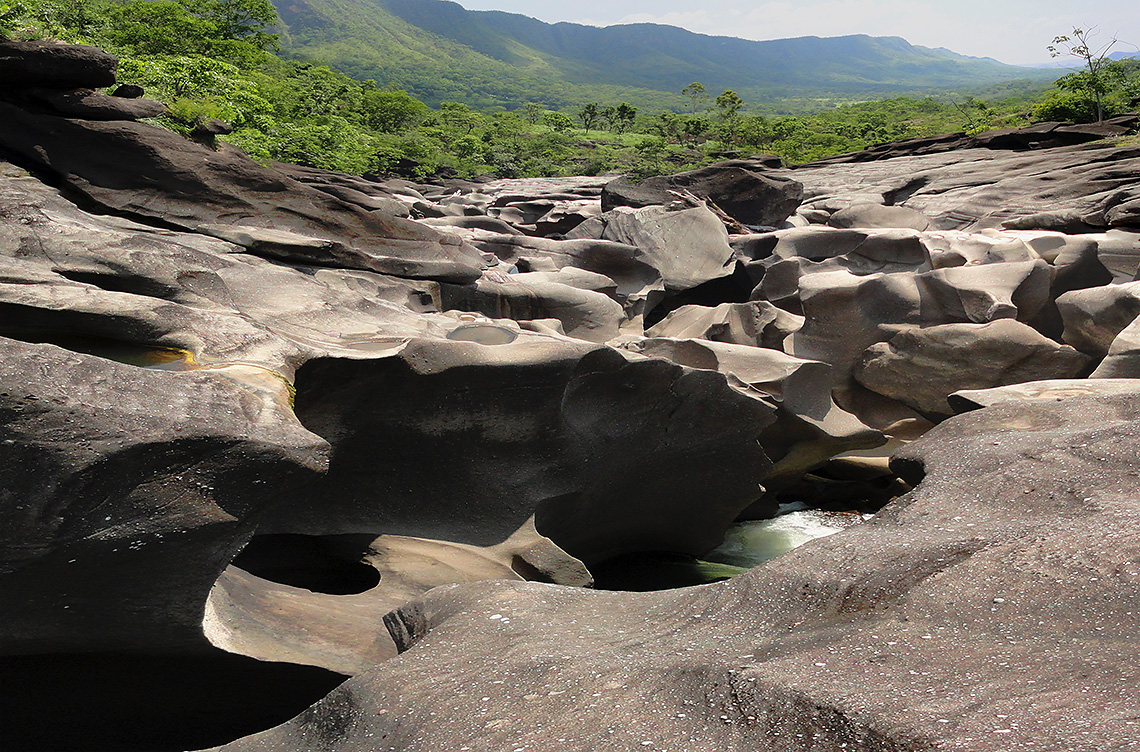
[706,508,870,569]
[593,461,911,591]
[0,651,347,752]
[590,508,869,591]
[446,323,518,345]
[3,330,196,369]
[590,552,747,592]
[231,534,381,595]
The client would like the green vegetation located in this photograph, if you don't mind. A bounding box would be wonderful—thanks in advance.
[267,0,1059,110]
[1042,28,1140,122]
[2,0,1136,181]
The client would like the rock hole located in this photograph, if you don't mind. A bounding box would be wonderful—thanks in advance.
[589,552,747,591]
[0,651,347,752]
[0,326,194,370]
[54,269,179,300]
[231,534,381,595]
[644,261,756,328]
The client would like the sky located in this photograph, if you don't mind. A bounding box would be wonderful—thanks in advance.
[454,0,1140,66]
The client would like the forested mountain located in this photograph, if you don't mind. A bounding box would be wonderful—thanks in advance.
[271,0,1054,108]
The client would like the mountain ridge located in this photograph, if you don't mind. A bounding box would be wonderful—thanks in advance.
[272,0,1056,108]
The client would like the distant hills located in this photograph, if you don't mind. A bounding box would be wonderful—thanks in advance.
[270,0,1057,109]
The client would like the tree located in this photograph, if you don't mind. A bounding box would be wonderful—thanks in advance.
[715,89,743,119]
[523,102,542,125]
[680,116,708,147]
[189,0,278,49]
[1048,27,1119,122]
[681,81,707,114]
[439,101,478,134]
[542,111,574,132]
[577,102,600,133]
[613,102,637,134]
[361,89,429,133]
[715,89,744,143]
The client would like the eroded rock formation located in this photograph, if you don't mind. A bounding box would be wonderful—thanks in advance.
[3,39,1140,752]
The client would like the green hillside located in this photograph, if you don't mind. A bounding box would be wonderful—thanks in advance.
[271,0,1056,109]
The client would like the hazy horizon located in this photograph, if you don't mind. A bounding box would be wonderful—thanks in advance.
[455,0,1140,66]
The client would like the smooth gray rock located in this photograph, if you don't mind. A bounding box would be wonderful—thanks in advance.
[602,160,803,227]
[827,202,931,230]
[21,88,169,120]
[1058,281,1140,356]
[784,142,1140,231]
[0,337,327,655]
[949,378,1140,412]
[0,39,117,88]
[0,102,486,283]
[261,342,776,565]
[567,204,736,291]
[646,300,803,350]
[855,319,1091,417]
[441,270,625,343]
[627,337,883,488]
[457,231,666,326]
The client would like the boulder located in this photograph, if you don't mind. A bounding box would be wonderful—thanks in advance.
[259,342,776,565]
[918,259,1053,324]
[19,88,169,120]
[440,270,626,343]
[566,203,736,292]
[602,160,803,227]
[646,300,803,350]
[0,40,117,89]
[459,232,666,325]
[827,202,931,230]
[0,337,327,655]
[1058,281,1140,357]
[628,337,883,487]
[855,319,1092,417]
[919,229,1039,268]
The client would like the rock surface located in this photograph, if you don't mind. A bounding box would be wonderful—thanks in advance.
[212,391,1140,752]
[602,160,804,227]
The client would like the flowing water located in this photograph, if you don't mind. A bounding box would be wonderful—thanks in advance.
[706,509,867,569]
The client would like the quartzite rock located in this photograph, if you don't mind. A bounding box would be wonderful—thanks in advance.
[0,338,327,655]
[1058,281,1140,357]
[567,203,736,291]
[646,300,803,350]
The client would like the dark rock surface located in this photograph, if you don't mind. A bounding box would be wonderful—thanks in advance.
[0,39,117,88]
[211,391,1140,752]
[19,87,169,120]
[0,102,486,283]
[602,160,804,227]
[807,115,1139,164]
[566,203,737,291]
[855,319,1091,417]
[784,141,1140,231]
